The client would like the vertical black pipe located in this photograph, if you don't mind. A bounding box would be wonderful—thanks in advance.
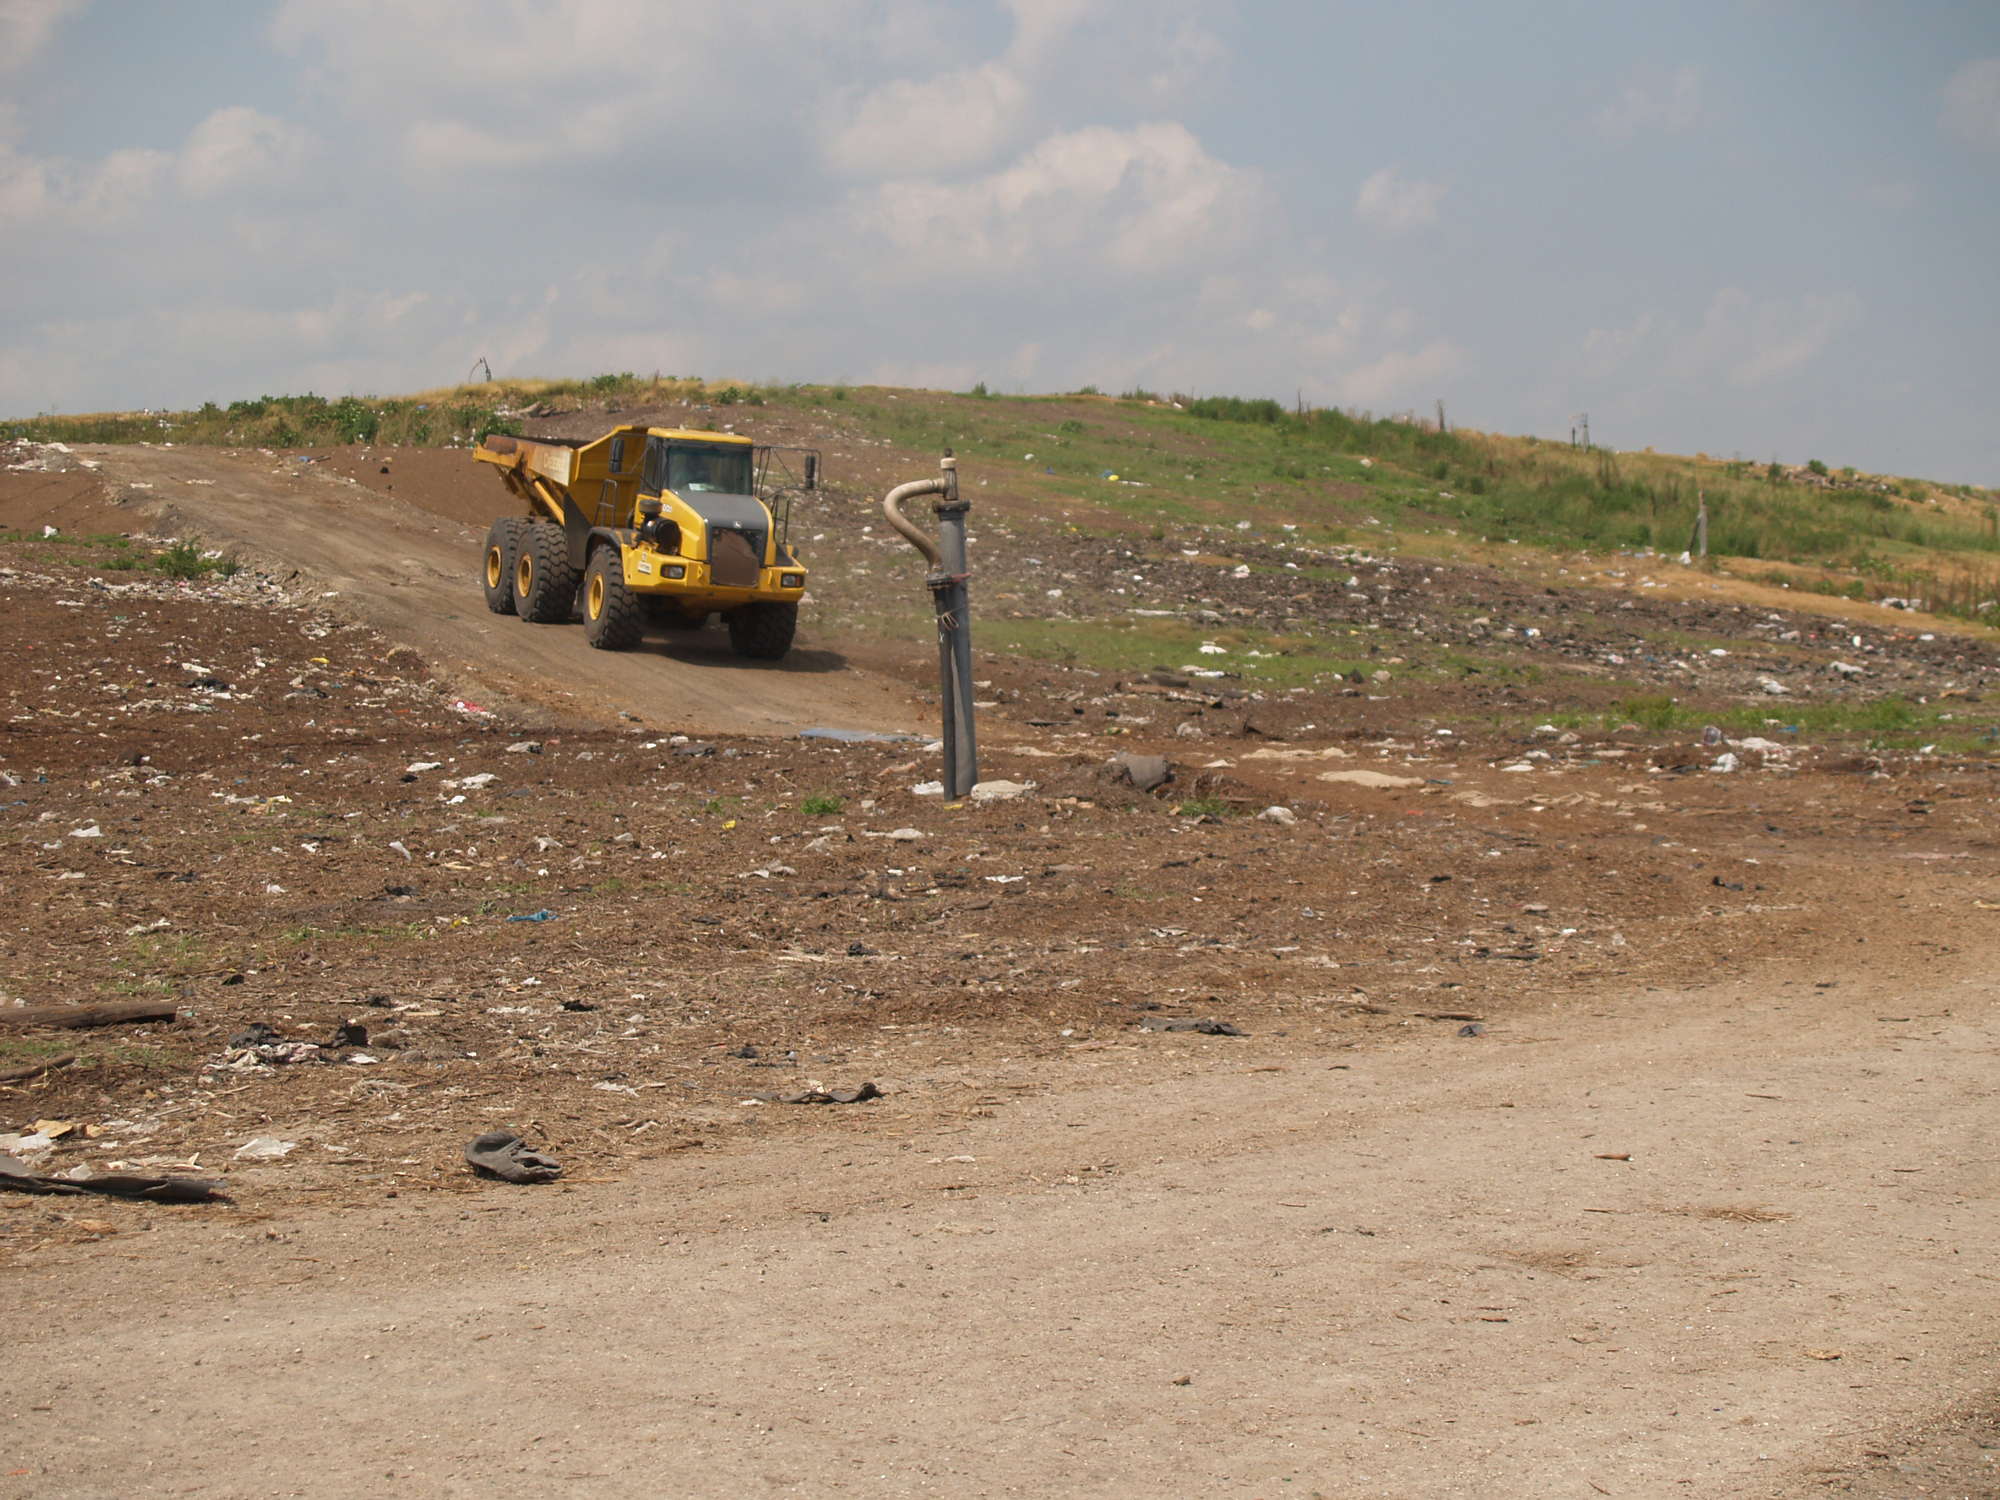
[932,455,977,798]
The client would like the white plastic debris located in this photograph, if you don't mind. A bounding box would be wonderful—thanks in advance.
[234,1135,297,1161]
[1258,805,1297,825]
[912,780,945,796]
[970,780,1035,801]
[1710,753,1740,774]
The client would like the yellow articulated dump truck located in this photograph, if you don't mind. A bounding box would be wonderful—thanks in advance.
[473,425,817,659]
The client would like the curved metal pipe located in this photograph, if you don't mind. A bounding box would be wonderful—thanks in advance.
[882,477,946,569]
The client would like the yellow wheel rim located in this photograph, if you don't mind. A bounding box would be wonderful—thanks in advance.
[486,546,503,589]
[589,574,604,618]
[515,554,533,597]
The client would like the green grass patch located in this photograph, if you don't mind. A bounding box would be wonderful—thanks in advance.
[801,792,843,816]
[1173,797,1234,819]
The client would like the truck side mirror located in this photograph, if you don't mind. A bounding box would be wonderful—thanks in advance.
[803,453,818,491]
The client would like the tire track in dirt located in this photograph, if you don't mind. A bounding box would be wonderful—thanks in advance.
[83,443,924,736]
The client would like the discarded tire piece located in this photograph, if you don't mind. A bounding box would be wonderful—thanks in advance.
[464,1131,563,1184]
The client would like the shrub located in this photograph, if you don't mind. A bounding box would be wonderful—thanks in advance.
[801,792,843,816]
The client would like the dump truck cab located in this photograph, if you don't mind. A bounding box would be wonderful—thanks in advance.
[475,423,811,659]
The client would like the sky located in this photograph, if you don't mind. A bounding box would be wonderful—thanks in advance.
[1,0,1997,482]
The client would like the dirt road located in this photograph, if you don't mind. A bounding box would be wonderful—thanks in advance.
[3,440,1998,1497]
[9,956,1995,1498]
[80,442,924,736]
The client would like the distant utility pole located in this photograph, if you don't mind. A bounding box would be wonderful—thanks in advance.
[1570,413,1589,450]
[1436,399,1447,435]
[1690,487,1709,558]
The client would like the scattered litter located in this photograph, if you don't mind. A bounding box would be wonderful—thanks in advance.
[674,742,717,757]
[847,941,878,956]
[406,762,442,774]
[506,909,558,923]
[234,1135,297,1161]
[1258,806,1297,825]
[799,728,923,743]
[505,741,543,755]
[464,1130,563,1184]
[862,827,925,842]
[1457,1023,1487,1038]
[912,780,945,796]
[1710,752,1740,774]
[1139,1017,1247,1036]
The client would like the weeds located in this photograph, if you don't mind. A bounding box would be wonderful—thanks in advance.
[801,792,843,816]
[154,540,239,580]
[1174,797,1234,818]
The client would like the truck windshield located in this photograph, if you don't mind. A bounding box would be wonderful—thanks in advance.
[666,444,753,496]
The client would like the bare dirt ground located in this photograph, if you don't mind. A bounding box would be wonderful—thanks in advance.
[2,436,1997,1499]
[11,438,925,736]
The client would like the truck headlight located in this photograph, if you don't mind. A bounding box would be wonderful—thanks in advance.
[666,564,686,579]
[781,572,803,588]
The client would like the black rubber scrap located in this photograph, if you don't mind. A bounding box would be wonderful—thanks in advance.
[464,1131,563,1184]
[0,1153,231,1203]
[1139,1017,1247,1036]
[777,1081,883,1105]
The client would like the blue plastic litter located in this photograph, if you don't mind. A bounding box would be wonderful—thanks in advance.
[506,909,557,923]
[798,728,923,743]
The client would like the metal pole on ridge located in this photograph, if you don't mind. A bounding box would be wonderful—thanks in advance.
[882,452,980,799]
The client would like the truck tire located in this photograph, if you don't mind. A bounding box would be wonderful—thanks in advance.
[483,517,523,615]
[727,601,797,660]
[513,520,579,624]
[583,547,645,651]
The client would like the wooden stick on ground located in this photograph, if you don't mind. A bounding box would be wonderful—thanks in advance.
[0,1053,76,1084]
[0,1001,179,1031]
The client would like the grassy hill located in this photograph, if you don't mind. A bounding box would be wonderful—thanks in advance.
[10,373,1999,619]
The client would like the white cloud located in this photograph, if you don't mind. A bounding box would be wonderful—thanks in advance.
[822,62,1032,178]
[855,120,1268,279]
[1941,58,2000,154]
[1583,287,1862,389]
[1355,166,1447,233]
[1595,63,1702,140]
[177,107,316,198]
[1335,339,1467,407]
[0,0,88,79]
